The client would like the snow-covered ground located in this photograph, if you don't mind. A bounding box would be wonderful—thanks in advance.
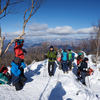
[0,52,100,100]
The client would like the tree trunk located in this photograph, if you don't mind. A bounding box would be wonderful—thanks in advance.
[96,46,99,67]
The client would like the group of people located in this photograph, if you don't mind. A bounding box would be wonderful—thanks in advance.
[47,46,89,86]
[61,49,75,72]
[0,42,89,91]
[46,46,75,76]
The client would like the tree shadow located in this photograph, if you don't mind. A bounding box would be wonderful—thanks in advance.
[24,64,43,83]
[48,82,66,100]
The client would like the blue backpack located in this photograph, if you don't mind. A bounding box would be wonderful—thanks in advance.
[61,52,67,61]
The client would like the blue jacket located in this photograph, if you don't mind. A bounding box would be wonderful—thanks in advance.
[61,52,67,61]
[11,62,26,83]
[11,62,26,76]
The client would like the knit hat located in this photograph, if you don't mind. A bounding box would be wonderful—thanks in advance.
[50,45,53,49]
[84,57,89,61]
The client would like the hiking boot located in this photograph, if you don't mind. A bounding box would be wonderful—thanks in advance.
[63,71,65,73]
[77,78,81,81]
[13,83,15,86]
[83,82,86,86]
[20,82,24,87]
[66,71,69,73]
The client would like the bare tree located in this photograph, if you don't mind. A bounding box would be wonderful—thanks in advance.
[0,0,26,57]
[0,0,46,67]
[0,0,26,19]
[91,20,100,66]
[4,0,46,54]
[95,22,100,67]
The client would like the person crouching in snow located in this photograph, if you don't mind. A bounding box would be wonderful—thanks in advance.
[11,39,27,91]
[11,61,27,91]
[80,57,89,86]
[47,46,57,77]
[61,49,68,73]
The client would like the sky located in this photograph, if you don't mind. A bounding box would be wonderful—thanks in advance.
[1,0,100,42]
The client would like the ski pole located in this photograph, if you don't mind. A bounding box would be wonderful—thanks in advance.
[88,75,90,88]
[43,59,47,77]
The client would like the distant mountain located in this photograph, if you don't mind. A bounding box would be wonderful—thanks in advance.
[2,37,89,52]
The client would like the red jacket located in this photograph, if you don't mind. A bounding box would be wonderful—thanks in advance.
[14,41,24,59]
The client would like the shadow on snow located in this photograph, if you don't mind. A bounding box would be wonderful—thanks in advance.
[72,62,78,77]
[25,64,43,83]
[48,82,66,100]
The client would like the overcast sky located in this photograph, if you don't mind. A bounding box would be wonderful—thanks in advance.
[1,0,100,41]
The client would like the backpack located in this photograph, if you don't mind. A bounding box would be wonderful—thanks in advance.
[61,52,67,61]
[0,65,11,84]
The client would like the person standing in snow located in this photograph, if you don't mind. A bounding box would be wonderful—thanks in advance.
[47,46,57,76]
[67,49,75,71]
[14,39,27,79]
[80,57,89,86]
[77,53,83,76]
[11,39,27,91]
[61,49,68,73]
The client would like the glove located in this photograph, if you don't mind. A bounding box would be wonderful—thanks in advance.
[83,68,88,71]
[55,52,58,56]
[44,55,47,59]
[19,65,23,71]
[53,58,56,60]
[49,57,52,60]
[22,49,27,53]
[86,68,88,71]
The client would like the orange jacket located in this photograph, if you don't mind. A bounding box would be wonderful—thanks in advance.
[77,59,83,65]
[14,41,24,59]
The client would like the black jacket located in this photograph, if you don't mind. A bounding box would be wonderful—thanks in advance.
[80,60,88,72]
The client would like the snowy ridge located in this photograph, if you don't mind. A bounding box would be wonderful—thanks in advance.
[0,54,100,100]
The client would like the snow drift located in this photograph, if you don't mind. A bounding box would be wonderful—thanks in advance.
[0,52,100,100]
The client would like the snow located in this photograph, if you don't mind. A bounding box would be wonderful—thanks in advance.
[0,52,100,100]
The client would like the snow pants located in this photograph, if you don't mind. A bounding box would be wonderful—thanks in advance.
[67,60,72,70]
[81,71,86,83]
[15,75,27,91]
[62,61,68,72]
[48,62,55,76]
